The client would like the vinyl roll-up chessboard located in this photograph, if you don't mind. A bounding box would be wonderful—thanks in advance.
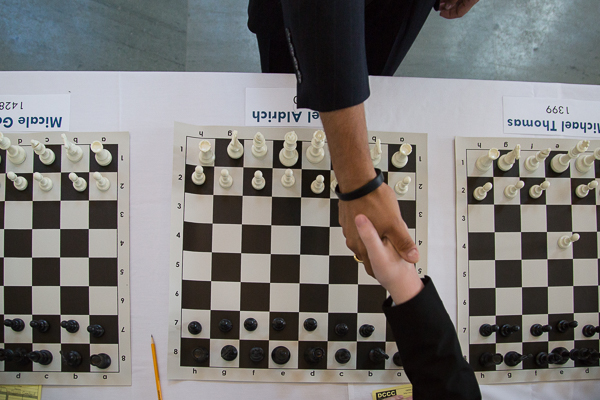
[167,122,428,383]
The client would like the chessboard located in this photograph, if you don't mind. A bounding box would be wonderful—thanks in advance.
[0,131,131,385]
[167,122,428,383]
[455,136,600,384]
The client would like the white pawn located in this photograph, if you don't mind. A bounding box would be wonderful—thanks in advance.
[391,143,412,169]
[6,171,28,191]
[198,140,215,165]
[370,138,382,166]
[529,180,550,199]
[575,148,600,173]
[33,172,53,191]
[93,172,111,191]
[551,140,589,173]
[473,182,493,201]
[279,131,299,167]
[69,172,87,192]
[191,165,206,185]
[252,170,266,190]
[311,175,325,194]
[576,180,598,198]
[306,130,326,164]
[330,171,338,193]
[31,139,56,165]
[558,233,580,249]
[91,141,112,166]
[62,133,83,162]
[524,148,551,172]
[475,149,500,172]
[0,132,27,165]
[504,181,524,199]
[395,176,411,196]
[497,144,520,171]
[219,169,233,188]
[281,168,295,188]
[252,132,268,158]
[227,130,244,159]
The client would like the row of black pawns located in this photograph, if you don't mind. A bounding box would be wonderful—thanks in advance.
[0,348,111,369]
[480,347,600,368]
[479,321,600,337]
[4,318,105,337]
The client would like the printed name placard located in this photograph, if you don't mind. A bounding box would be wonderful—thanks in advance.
[0,94,70,132]
[245,88,321,127]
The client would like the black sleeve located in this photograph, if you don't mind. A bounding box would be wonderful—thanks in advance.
[383,276,481,400]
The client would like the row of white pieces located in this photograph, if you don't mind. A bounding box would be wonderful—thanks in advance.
[5,172,110,192]
[473,180,598,201]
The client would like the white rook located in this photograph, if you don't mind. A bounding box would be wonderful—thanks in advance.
[198,140,215,165]
[91,141,112,166]
[391,143,412,169]
[475,148,500,172]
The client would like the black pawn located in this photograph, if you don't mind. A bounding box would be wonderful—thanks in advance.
[244,318,258,331]
[530,324,552,337]
[359,324,375,338]
[504,351,530,367]
[304,347,325,364]
[87,324,105,338]
[61,320,80,333]
[28,350,53,365]
[221,345,238,361]
[13,348,30,365]
[90,353,112,369]
[479,352,503,367]
[192,347,209,363]
[582,349,600,366]
[4,318,25,332]
[0,348,15,362]
[30,319,50,333]
[500,324,520,337]
[392,352,403,367]
[335,349,351,364]
[272,317,286,331]
[535,352,562,367]
[569,348,585,361]
[188,321,202,335]
[62,350,82,367]
[219,319,233,333]
[334,323,349,337]
[479,324,499,337]
[369,348,389,363]
[582,325,600,337]
[551,347,570,365]
[271,346,291,365]
[249,347,264,363]
[303,318,318,332]
[556,320,578,333]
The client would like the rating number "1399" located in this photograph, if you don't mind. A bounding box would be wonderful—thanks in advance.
[546,105,570,115]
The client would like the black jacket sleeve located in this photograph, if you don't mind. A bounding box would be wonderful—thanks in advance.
[383,276,481,400]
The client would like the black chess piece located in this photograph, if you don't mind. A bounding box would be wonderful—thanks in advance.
[62,350,82,367]
[271,317,286,331]
[218,319,233,333]
[90,353,112,369]
[271,346,291,365]
[504,351,530,367]
[61,320,80,333]
[244,318,258,331]
[13,348,30,365]
[221,345,238,361]
[188,321,202,335]
[500,324,520,337]
[192,347,209,363]
[334,323,349,337]
[582,349,600,366]
[556,320,578,333]
[582,325,600,337]
[30,319,50,333]
[87,324,105,338]
[359,324,375,338]
[535,352,562,367]
[0,348,15,362]
[249,347,264,363]
[551,347,570,365]
[392,352,403,367]
[4,318,25,332]
[479,323,499,337]
[28,350,53,365]
[530,323,552,337]
[334,349,351,364]
[304,347,325,364]
[569,348,585,361]
[303,318,318,332]
[368,348,389,363]
[479,352,503,367]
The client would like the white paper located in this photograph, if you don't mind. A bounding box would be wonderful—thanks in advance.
[245,88,322,127]
[0,94,70,132]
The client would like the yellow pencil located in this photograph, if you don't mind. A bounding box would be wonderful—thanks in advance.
[151,335,163,400]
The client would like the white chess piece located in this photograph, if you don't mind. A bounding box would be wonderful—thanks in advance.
[251,132,268,158]
[306,130,325,164]
[370,138,382,166]
[311,175,325,194]
[279,131,299,167]
[524,148,551,172]
[191,165,206,185]
[330,171,338,193]
[504,181,524,199]
[93,172,111,191]
[33,172,53,191]
[473,182,492,201]
[252,170,266,190]
[575,148,600,173]
[281,168,295,188]
[0,132,27,165]
[62,133,84,162]
[497,144,520,171]
[475,149,500,172]
[558,233,580,249]
[551,140,589,173]
[394,176,411,196]
[6,171,28,191]
[91,141,112,166]
[219,169,233,188]
[575,180,598,198]
[31,140,56,165]
[69,172,87,192]
[198,140,215,165]
[391,143,412,169]
[529,180,550,199]
[227,130,244,159]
